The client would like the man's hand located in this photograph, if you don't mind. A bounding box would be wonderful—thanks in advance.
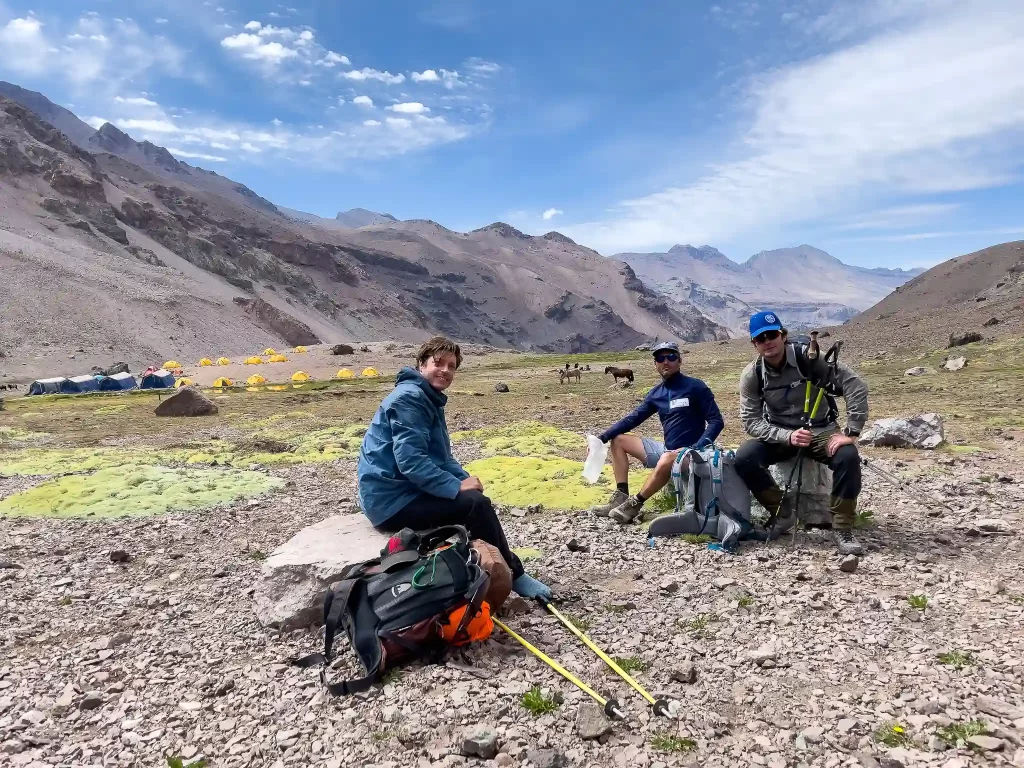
[789,428,813,448]
[826,433,856,457]
[460,476,484,492]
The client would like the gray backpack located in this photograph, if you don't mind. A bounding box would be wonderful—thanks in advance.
[648,446,756,552]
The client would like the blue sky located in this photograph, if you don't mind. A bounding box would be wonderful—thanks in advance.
[2,0,1023,269]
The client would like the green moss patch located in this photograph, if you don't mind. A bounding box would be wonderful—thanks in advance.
[0,464,284,518]
[0,448,152,476]
[465,455,646,510]
[174,424,367,467]
[452,421,582,458]
[0,426,48,444]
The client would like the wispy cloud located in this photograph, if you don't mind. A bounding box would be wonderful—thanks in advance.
[835,203,962,231]
[837,226,1024,243]
[542,208,563,220]
[388,102,429,115]
[342,67,405,85]
[167,147,227,162]
[564,0,1024,254]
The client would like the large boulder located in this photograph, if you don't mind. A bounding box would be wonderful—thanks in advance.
[756,456,834,530]
[154,387,219,417]
[858,413,945,449]
[331,343,354,355]
[942,356,967,371]
[254,514,390,629]
[948,331,982,348]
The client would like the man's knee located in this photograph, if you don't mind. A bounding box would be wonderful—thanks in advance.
[832,444,861,470]
[735,439,770,472]
[459,489,491,509]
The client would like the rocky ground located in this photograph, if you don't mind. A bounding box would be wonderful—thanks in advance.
[1,441,1022,768]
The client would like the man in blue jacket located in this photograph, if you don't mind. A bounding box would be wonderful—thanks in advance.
[357,336,551,600]
[593,341,725,524]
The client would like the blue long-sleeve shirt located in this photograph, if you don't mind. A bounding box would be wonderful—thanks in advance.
[358,367,469,525]
[599,372,724,450]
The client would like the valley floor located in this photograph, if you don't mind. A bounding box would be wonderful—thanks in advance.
[1,338,1022,768]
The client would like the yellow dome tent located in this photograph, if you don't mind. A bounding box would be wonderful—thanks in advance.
[268,354,289,363]
[291,371,311,382]
[213,377,233,387]
[293,345,307,353]
[361,367,380,377]
[163,360,181,369]
[335,368,355,379]
[175,378,193,388]
[246,374,266,386]
[217,357,231,365]
[199,358,213,367]
[263,348,277,355]
[244,356,263,365]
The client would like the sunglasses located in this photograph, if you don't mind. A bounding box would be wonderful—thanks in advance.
[654,353,679,363]
[754,330,781,343]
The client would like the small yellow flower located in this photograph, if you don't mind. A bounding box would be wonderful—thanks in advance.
[892,726,905,733]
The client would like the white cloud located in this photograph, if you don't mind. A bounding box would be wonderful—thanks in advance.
[244,20,262,31]
[342,67,405,85]
[271,118,283,126]
[388,102,429,114]
[240,142,262,153]
[352,95,374,107]
[836,203,962,231]
[167,147,228,162]
[155,18,169,24]
[542,208,564,221]
[385,117,412,128]
[221,33,298,62]
[465,58,500,75]
[363,119,381,127]
[411,69,439,83]
[838,225,1024,243]
[115,96,159,107]
[318,50,350,67]
[119,118,179,133]
[84,116,109,129]
[565,0,1024,253]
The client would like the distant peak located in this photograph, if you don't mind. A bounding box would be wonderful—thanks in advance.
[543,231,575,245]
[473,222,529,238]
[668,244,729,262]
[335,207,396,221]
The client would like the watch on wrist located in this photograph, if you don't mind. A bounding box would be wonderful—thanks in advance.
[844,427,860,437]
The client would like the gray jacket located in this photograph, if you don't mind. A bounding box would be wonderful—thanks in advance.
[739,343,869,444]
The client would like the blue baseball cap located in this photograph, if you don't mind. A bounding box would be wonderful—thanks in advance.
[652,341,680,355]
[749,311,783,339]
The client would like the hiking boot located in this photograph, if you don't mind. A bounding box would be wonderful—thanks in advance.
[592,489,628,517]
[833,528,864,556]
[610,495,645,524]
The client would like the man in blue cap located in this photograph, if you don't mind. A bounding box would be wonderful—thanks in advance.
[592,341,724,524]
[736,311,869,555]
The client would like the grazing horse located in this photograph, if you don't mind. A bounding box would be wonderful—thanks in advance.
[559,368,581,384]
[604,366,634,383]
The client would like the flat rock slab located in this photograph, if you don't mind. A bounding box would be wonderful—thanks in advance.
[253,514,390,629]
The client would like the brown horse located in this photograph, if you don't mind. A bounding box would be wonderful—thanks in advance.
[559,368,581,384]
[604,366,634,383]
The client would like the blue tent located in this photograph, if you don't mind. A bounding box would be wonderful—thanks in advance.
[28,377,68,396]
[60,375,102,394]
[98,372,138,391]
[140,369,175,389]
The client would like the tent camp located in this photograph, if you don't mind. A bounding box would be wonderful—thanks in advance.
[212,377,233,387]
[140,370,175,389]
[335,368,355,379]
[98,372,137,391]
[291,371,311,382]
[199,358,213,367]
[217,357,231,365]
[175,378,194,388]
[361,367,380,377]
[268,354,289,363]
[60,375,101,394]
[163,360,180,370]
[263,348,277,355]
[246,374,266,386]
[244,357,263,365]
[293,346,307,353]
[27,377,68,396]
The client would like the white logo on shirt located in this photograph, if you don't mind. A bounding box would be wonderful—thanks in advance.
[670,398,690,409]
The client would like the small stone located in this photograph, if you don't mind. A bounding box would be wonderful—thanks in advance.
[800,726,824,744]
[713,577,736,589]
[461,724,499,759]
[214,678,236,696]
[109,632,132,647]
[179,700,203,712]
[575,702,612,740]
[0,559,23,570]
[880,759,905,768]
[671,662,698,684]
[53,683,76,709]
[837,718,857,734]
[840,555,859,573]
[495,755,513,768]
[79,692,104,711]
[494,382,510,393]
[748,645,778,665]
[967,735,1005,752]
[660,579,679,594]
[796,571,812,581]
[976,696,1024,721]
[566,539,589,553]
[109,550,131,563]
[525,748,565,768]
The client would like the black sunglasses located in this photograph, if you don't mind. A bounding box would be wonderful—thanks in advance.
[654,353,679,363]
[754,330,781,343]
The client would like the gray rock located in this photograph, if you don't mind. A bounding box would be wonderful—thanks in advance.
[525,748,565,768]
[942,356,967,371]
[966,735,1005,752]
[880,759,905,768]
[712,577,735,589]
[575,702,612,740]
[109,550,131,563]
[671,662,698,684]
[0,559,23,570]
[973,519,1011,534]
[904,366,933,376]
[494,382,510,393]
[79,692,104,711]
[840,555,859,573]
[859,413,945,449]
[975,696,1024,721]
[253,514,390,628]
[837,718,858,734]
[461,724,499,759]
[660,579,679,593]
[154,387,219,417]
[53,683,76,709]
[800,726,824,743]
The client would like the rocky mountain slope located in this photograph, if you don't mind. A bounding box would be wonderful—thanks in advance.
[0,84,727,373]
[843,240,1024,349]
[619,243,922,333]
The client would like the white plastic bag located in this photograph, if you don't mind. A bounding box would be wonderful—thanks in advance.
[582,434,608,484]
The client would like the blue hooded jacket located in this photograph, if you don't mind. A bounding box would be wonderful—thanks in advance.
[357,366,469,526]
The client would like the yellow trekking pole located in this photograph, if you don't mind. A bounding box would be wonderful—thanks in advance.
[493,618,625,720]
[538,600,673,717]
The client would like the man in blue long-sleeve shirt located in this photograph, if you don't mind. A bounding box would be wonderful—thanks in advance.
[593,341,725,523]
